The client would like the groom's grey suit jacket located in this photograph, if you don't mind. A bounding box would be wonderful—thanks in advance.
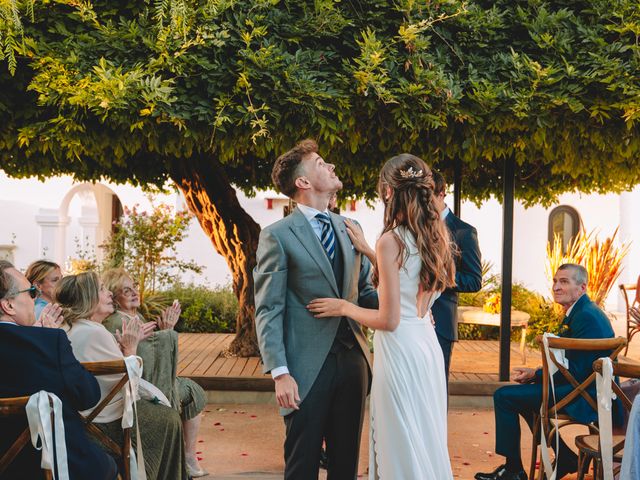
[254,207,378,415]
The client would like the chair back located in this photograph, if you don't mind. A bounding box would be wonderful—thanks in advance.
[620,284,639,353]
[593,359,640,416]
[81,359,132,480]
[0,396,53,480]
[538,336,627,433]
[620,284,638,314]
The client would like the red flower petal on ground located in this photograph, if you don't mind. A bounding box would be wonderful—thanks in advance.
[463,462,470,466]
[241,453,248,456]
[214,422,222,426]
[250,415,257,418]
[198,440,204,443]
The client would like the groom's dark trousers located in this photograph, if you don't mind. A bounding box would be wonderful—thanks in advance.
[284,341,369,479]
[283,238,370,480]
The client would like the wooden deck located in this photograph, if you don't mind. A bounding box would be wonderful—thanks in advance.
[178,333,542,394]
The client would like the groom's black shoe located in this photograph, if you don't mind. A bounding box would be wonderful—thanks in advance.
[475,464,528,480]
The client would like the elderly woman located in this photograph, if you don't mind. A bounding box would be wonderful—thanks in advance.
[101,268,208,478]
[25,260,63,321]
[56,272,188,480]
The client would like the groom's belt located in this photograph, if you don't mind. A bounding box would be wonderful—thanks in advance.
[330,317,356,353]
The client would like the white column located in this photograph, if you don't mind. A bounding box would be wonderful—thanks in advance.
[78,205,100,257]
[619,186,640,310]
[35,208,70,266]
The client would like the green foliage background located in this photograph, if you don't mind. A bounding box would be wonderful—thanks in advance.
[167,283,238,334]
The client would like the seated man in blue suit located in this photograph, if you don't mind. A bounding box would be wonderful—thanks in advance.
[0,260,117,480]
[475,263,616,480]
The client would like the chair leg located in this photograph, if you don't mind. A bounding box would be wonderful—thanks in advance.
[529,417,540,480]
[576,452,592,480]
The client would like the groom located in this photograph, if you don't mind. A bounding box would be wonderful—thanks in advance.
[254,139,378,479]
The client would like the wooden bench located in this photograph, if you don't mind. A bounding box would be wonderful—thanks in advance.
[458,306,530,363]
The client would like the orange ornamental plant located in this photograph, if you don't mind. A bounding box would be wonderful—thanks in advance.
[546,228,630,308]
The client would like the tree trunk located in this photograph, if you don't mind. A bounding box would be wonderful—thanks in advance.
[170,157,261,357]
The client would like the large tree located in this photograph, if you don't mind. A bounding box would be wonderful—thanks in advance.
[1,0,639,355]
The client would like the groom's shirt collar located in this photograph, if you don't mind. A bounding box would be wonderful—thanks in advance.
[297,203,331,241]
[441,205,451,220]
[297,203,329,221]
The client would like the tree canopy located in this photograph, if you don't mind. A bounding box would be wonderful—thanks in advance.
[1,0,639,205]
[2,0,639,354]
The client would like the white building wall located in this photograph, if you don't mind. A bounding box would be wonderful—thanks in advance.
[449,191,627,310]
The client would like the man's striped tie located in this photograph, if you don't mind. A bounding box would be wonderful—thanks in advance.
[315,213,336,261]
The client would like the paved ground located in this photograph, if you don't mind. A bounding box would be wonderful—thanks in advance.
[193,403,596,480]
[191,314,638,479]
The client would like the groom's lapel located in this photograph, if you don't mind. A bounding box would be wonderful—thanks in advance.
[289,208,340,296]
[330,212,355,296]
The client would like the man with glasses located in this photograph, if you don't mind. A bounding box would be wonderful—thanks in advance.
[0,260,117,480]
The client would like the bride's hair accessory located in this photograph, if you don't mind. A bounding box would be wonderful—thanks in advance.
[399,166,424,179]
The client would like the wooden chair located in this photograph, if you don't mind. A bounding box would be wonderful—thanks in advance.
[575,360,640,479]
[0,395,54,480]
[619,283,639,355]
[529,336,627,480]
[81,359,133,480]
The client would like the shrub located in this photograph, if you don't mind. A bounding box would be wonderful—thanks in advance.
[101,202,202,303]
[458,279,563,344]
[161,283,238,334]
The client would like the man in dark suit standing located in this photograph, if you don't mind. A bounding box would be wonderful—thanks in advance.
[431,171,482,380]
[475,264,616,480]
[0,260,117,480]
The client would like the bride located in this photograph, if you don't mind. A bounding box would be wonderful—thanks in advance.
[308,153,456,479]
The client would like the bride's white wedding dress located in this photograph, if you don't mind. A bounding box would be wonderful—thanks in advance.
[369,227,453,479]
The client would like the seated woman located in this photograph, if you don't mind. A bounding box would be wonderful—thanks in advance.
[56,272,188,480]
[25,260,62,321]
[101,268,208,477]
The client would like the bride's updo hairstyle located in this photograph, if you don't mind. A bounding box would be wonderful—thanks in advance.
[372,153,456,292]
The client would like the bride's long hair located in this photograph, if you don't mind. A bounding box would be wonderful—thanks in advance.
[372,153,456,292]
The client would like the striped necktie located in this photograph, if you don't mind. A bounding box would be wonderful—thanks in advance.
[315,213,336,261]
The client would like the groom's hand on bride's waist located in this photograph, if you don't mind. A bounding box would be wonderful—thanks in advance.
[274,373,300,410]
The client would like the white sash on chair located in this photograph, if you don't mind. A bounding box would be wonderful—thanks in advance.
[123,355,147,480]
[540,333,569,480]
[25,391,69,480]
[595,357,615,480]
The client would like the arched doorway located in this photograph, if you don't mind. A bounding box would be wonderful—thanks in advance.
[39,183,123,267]
[548,205,581,253]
